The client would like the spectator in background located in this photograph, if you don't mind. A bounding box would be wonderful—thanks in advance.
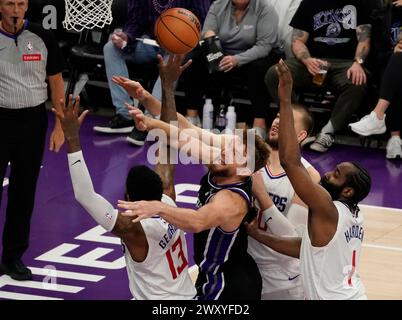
[265,0,372,153]
[183,0,279,139]
[93,0,211,146]
[349,0,402,159]
[267,0,302,58]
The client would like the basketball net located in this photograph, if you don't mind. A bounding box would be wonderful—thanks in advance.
[63,0,113,32]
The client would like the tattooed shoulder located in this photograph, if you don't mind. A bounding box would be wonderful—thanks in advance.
[357,24,372,42]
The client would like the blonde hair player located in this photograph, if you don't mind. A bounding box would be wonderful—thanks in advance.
[116,55,270,300]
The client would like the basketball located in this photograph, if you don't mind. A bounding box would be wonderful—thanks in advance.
[154,8,201,54]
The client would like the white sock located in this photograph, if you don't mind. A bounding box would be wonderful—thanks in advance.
[372,111,384,121]
[321,120,334,135]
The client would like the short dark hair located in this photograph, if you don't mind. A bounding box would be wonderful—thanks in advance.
[293,104,314,136]
[242,130,270,173]
[346,162,371,205]
[126,165,163,201]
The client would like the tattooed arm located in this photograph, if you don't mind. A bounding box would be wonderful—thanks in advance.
[291,28,327,76]
[346,24,371,86]
[355,24,371,64]
[291,28,310,61]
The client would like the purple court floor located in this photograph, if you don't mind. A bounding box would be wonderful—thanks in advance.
[0,112,401,300]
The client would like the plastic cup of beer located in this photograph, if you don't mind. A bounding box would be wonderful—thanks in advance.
[313,63,329,86]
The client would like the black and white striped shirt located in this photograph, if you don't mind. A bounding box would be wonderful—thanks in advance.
[0,21,63,109]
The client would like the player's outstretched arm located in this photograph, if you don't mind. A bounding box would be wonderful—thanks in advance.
[118,189,247,233]
[129,106,221,165]
[153,58,180,201]
[276,60,338,226]
[113,55,232,149]
[53,96,144,243]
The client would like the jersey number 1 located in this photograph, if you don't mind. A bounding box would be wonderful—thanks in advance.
[166,237,188,280]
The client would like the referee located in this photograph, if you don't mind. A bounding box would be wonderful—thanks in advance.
[0,0,65,280]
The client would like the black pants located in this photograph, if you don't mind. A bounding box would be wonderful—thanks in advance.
[183,47,280,123]
[380,52,402,132]
[195,257,262,300]
[265,58,367,132]
[0,104,47,264]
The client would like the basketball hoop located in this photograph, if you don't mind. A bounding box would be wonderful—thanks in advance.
[63,0,113,32]
[63,0,114,100]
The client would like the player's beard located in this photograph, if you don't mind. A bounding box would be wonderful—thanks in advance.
[266,135,278,150]
[320,177,344,201]
[208,164,232,177]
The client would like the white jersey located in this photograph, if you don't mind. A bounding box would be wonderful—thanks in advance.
[300,201,366,300]
[123,194,196,300]
[247,157,311,296]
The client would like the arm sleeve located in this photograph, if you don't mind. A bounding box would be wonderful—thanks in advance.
[68,151,118,232]
[263,205,297,237]
[286,203,309,236]
[234,4,279,66]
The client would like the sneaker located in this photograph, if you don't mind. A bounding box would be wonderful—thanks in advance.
[310,133,334,153]
[0,260,32,281]
[93,114,134,134]
[126,127,148,146]
[186,115,201,127]
[386,136,402,159]
[349,111,386,136]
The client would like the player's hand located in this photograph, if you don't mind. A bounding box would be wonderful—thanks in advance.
[301,57,326,76]
[244,217,261,239]
[347,62,367,85]
[112,76,151,102]
[52,95,89,142]
[118,200,167,223]
[276,59,293,103]
[126,103,149,131]
[219,55,238,73]
[158,54,192,84]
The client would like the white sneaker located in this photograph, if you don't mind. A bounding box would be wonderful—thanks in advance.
[349,111,386,136]
[186,115,201,127]
[310,133,334,153]
[386,136,402,159]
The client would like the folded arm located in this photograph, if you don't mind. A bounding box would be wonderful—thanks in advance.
[245,218,301,258]
[252,171,297,236]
